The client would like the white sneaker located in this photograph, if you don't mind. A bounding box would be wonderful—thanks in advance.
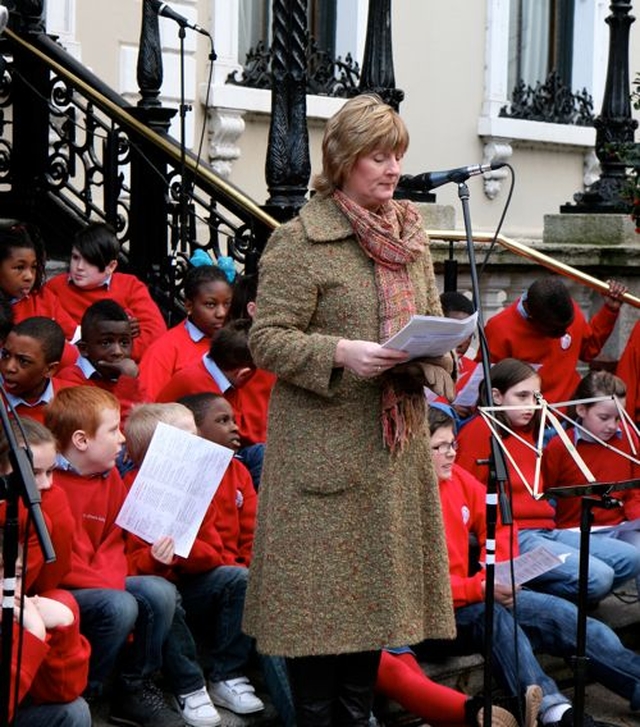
[176,686,221,727]
[208,676,265,715]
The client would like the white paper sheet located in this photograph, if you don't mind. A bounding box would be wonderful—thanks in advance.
[116,422,234,558]
[381,312,478,360]
[494,544,564,587]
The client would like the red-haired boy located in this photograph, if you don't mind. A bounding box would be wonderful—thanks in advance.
[45,386,195,727]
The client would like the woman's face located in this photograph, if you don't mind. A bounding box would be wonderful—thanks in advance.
[492,373,540,430]
[341,149,402,211]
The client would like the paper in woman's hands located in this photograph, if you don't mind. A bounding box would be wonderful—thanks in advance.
[382,312,478,360]
[116,423,234,557]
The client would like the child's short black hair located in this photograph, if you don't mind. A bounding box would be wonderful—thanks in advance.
[440,291,475,317]
[12,316,65,364]
[208,319,253,371]
[0,220,46,292]
[73,222,120,271]
[80,299,130,339]
[183,265,232,301]
[178,392,224,429]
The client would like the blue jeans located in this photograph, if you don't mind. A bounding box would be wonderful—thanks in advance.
[449,600,570,716]
[72,575,176,694]
[606,524,640,595]
[179,565,253,682]
[237,444,264,491]
[15,697,91,727]
[513,589,640,710]
[163,590,207,696]
[518,528,640,602]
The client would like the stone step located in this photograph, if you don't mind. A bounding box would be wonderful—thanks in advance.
[85,587,640,727]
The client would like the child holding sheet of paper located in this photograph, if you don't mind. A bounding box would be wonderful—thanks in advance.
[455,358,640,605]
[423,406,640,726]
[123,402,265,718]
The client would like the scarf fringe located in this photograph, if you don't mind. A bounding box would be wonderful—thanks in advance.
[382,385,426,454]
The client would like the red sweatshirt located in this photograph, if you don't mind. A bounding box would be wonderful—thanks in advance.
[57,359,148,424]
[3,377,76,425]
[542,427,640,528]
[28,484,74,594]
[483,298,618,404]
[138,321,211,401]
[8,588,90,719]
[45,272,167,363]
[617,320,640,424]
[126,457,256,577]
[54,468,129,590]
[456,414,556,529]
[157,360,268,447]
[439,464,518,609]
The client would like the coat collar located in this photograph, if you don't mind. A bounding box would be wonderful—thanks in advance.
[299,193,353,243]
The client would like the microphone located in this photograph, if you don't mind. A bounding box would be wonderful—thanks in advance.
[148,0,209,36]
[398,161,507,193]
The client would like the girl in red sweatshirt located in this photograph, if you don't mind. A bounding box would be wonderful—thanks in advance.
[456,358,640,605]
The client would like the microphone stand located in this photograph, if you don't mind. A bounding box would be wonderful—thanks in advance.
[0,398,55,727]
[455,180,513,727]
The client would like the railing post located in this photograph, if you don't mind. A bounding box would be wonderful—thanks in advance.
[356,0,404,111]
[6,0,51,226]
[128,0,177,281]
[263,0,311,222]
[562,0,637,213]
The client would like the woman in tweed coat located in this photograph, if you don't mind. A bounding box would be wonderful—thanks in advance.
[244,95,456,726]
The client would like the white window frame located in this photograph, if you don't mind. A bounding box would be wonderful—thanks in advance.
[209,0,368,120]
[478,0,608,148]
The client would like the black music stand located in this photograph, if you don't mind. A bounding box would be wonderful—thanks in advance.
[544,479,640,727]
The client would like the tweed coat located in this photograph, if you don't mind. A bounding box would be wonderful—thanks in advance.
[243,194,456,657]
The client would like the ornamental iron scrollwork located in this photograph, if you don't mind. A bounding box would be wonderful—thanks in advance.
[500,70,595,126]
[227,35,360,97]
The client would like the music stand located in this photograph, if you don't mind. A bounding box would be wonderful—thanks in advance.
[544,478,640,727]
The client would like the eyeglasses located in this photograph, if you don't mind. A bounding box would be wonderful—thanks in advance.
[431,440,458,455]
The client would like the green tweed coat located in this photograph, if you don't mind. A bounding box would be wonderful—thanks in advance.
[243,194,456,657]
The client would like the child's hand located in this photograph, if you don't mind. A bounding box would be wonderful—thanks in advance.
[128,316,141,339]
[151,535,175,565]
[97,358,139,379]
[16,595,47,640]
[603,279,627,311]
[31,595,74,629]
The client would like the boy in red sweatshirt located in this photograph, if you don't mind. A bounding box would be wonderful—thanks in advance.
[0,316,75,424]
[57,298,148,425]
[124,401,265,717]
[44,386,195,727]
[482,276,626,405]
[1,529,91,726]
[425,406,640,727]
[45,222,166,363]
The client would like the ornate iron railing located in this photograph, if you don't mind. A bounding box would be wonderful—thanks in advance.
[0,25,278,323]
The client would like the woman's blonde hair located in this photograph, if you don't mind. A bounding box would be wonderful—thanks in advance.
[313,94,409,195]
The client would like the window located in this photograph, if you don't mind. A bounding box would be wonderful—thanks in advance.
[507,0,575,94]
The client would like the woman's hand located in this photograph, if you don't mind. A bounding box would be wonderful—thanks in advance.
[335,339,410,378]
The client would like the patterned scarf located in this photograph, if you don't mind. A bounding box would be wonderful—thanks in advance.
[333,189,427,453]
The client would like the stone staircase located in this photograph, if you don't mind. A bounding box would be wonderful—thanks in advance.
[88,586,640,727]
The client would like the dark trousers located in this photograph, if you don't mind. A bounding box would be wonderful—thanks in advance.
[286,650,381,727]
